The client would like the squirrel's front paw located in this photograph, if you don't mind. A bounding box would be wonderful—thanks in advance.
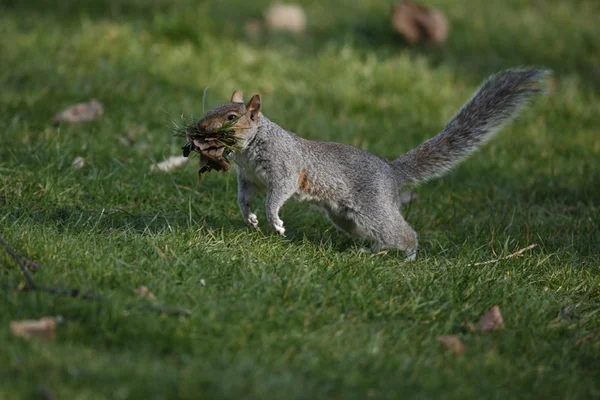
[247,213,259,229]
[272,219,286,237]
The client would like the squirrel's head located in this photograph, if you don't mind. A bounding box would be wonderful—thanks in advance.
[198,90,262,148]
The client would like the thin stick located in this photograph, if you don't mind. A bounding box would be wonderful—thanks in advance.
[470,244,538,266]
[0,235,37,288]
[0,237,191,317]
[4,282,189,316]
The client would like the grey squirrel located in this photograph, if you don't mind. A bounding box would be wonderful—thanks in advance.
[194,69,548,260]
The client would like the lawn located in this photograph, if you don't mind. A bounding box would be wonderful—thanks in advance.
[1,0,599,398]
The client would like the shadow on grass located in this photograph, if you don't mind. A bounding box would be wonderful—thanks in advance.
[4,203,375,255]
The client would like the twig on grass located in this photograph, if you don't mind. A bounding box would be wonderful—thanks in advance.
[2,282,102,300]
[0,235,37,288]
[469,244,538,266]
[0,235,190,317]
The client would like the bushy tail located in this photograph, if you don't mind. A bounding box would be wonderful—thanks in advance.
[392,68,549,185]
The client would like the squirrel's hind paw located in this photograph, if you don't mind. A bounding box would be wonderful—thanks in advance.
[272,219,286,237]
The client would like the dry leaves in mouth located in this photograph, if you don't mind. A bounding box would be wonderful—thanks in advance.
[134,285,157,301]
[437,335,464,355]
[175,116,241,180]
[10,317,58,341]
[186,136,233,176]
[53,99,103,124]
[391,0,449,45]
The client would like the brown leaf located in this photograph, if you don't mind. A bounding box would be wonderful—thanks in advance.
[264,3,307,34]
[391,1,449,45]
[134,285,157,301]
[478,306,504,332]
[437,335,464,355]
[575,332,596,347]
[53,99,103,124]
[10,317,56,341]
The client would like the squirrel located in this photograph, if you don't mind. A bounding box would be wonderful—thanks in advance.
[195,69,548,260]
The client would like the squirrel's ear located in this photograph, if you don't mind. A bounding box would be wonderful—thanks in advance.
[231,90,244,103]
[247,94,261,120]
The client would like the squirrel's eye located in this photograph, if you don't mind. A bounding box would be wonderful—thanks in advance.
[227,114,237,121]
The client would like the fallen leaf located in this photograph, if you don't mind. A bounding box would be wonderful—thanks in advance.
[575,332,596,346]
[478,306,504,332]
[391,0,449,45]
[134,285,157,300]
[437,335,464,355]
[150,155,189,172]
[72,156,85,169]
[10,317,57,341]
[265,3,307,34]
[54,100,103,124]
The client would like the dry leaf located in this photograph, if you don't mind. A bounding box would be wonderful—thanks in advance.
[150,155,189,172]
[265,3,307,34]
[575,333,596,347]
[478,306,504,332]
[54,100,103,124]
[134,285,157,300]
[391,0,449,45]
[437,335,464,355]
[72,156,85,169]
[10,317,57,341]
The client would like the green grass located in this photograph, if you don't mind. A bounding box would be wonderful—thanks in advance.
[1,0,599,398]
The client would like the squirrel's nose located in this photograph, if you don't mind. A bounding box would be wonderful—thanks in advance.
[198,120,219,132]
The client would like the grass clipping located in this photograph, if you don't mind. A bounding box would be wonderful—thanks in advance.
[173,115,242,181]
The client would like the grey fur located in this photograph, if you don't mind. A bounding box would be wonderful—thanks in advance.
[201,69,548,260]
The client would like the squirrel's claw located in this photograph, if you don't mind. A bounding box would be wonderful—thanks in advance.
[247,213,259,229]
[272,220,286,237]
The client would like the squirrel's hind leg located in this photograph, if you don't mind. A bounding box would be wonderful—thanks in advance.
[328,207,418,260]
